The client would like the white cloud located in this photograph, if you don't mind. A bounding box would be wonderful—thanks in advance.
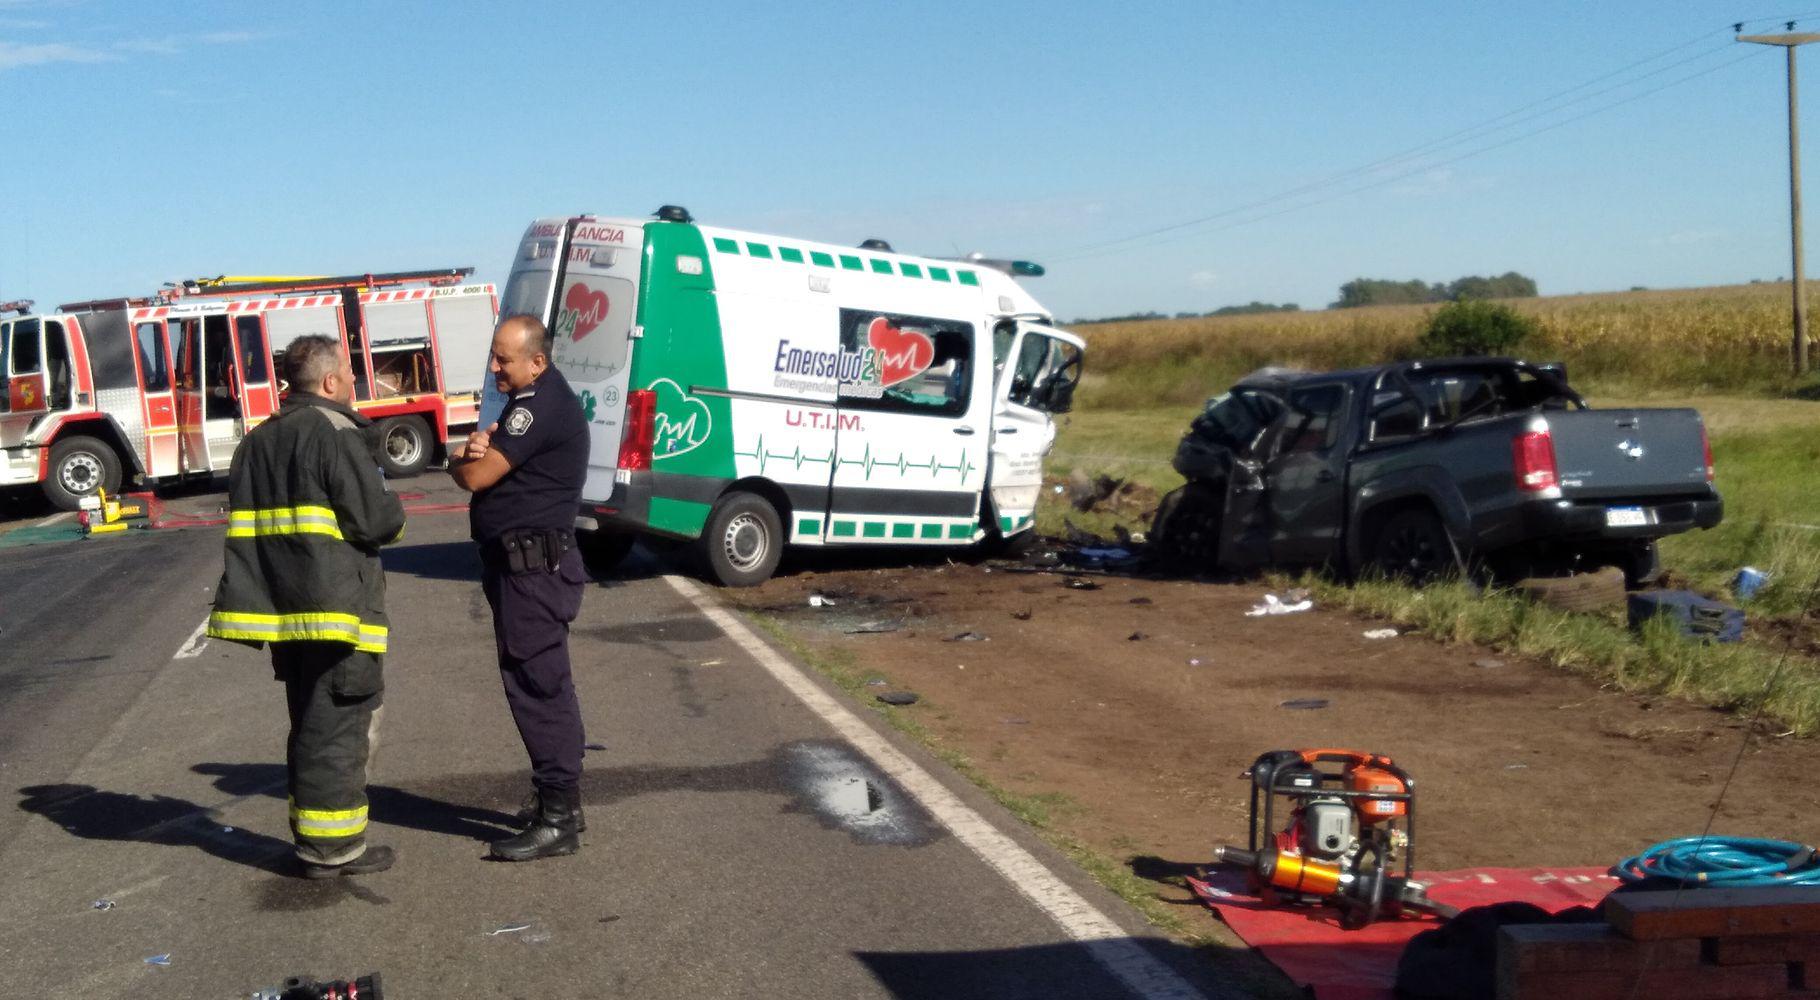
[1189,269,1219,288]
[0,39,113,70]
[114,30,268,56]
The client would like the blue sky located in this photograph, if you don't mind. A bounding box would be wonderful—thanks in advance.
[2,1,1817,320]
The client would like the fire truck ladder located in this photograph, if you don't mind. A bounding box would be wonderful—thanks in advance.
[170,268,475,300]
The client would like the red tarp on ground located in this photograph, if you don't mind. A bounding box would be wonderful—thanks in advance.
[1187,866,1618,1000]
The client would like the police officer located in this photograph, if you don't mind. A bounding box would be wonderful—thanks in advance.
[451,314,590,862]
[209,334,405,878]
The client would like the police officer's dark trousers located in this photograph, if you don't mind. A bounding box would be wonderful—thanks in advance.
[482,546,587,793]
[272,641,383,866]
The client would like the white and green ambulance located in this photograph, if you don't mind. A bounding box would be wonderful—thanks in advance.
[495,207,1084,585]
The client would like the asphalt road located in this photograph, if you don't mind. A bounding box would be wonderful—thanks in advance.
[0,479,1238,999]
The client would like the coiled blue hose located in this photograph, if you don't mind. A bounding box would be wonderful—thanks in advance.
[1617,836,1820,887]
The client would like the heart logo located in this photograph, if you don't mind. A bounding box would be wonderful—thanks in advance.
[649,378,713,459]
[866,317,935,388]
[563,283,611,342]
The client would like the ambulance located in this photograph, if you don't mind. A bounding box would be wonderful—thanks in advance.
[1,271,497,509]
[496,207,1085,585]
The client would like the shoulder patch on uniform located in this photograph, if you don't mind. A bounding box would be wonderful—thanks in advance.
[505,408,534,436]
[315,407,358,432]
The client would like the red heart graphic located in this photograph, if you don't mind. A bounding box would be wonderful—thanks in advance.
[564,283,610,342]
[866,317,934,388]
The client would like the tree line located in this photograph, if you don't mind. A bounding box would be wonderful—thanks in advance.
[1332,272,1537,308]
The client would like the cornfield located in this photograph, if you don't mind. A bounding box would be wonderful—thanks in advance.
[1074,282,1816,409]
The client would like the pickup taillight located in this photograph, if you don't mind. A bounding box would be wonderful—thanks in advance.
[1513,425,1558,493]
[617,388,656,471]
[1700,424,1714,483]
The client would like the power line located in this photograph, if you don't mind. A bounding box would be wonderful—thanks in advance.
[1038,15,1818,263]
[1046,46,1773,264]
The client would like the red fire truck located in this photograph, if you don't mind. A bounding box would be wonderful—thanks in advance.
[0,269,498,509]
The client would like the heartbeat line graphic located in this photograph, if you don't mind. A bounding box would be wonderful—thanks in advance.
[735,438,976,481]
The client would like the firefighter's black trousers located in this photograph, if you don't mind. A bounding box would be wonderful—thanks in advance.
[482,547,587,793]
[272,641,383,866]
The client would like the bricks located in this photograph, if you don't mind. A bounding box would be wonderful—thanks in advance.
[1606,886,1820,941]
[1704,931,1820,966]
[1495,891,1820,1000]
[1496,962,1789,1000]
[1497,923,1701,975]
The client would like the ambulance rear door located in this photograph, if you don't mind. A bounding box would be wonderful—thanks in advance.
[544,220,643,501]
[986,322,1083,536]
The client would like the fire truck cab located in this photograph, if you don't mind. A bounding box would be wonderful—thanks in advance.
[0,271,498,510]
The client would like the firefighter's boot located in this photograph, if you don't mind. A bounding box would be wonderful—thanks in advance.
[302,844,396,880]
[490,787,582,862]
[512,786,586,833]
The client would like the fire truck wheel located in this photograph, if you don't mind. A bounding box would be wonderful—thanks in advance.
[375,416,432,478]
[44,436,122,511]
[700,492,783,587]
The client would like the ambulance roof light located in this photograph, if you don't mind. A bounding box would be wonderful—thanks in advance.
[0,298,33,315]
[655,205,693,223]
[952,253,1046,278]
[859,239,893,252]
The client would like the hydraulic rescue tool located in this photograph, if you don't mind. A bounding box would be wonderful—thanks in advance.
[1212,748,1457,929]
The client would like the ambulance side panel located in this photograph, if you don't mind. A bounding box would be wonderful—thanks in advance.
[703,230,995,545]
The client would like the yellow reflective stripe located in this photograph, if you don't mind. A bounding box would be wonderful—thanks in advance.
[208,611,389,652]
[225,505,345,541]
[290,800,369,838]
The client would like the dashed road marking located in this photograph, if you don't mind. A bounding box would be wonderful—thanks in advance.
[662,573,1218,1000]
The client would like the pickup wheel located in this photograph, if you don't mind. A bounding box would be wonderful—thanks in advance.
[700,491,783,587]
[43,435,122,511]
[1368,508,1454,583]
[375,415,432,478]
[1149,482,1224,570]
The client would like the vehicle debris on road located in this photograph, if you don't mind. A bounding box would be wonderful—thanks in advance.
[876,691,920,706]
[1246,593,1314,617]
[1279,698,1330,710]
[1362,628,1399,639]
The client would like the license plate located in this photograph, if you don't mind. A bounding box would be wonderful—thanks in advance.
[1605,506,1648,528]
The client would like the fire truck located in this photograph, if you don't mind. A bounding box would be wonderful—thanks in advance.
[0,269,499,510]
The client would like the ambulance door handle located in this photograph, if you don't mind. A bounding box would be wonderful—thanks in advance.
[995,427,1017,435]
[953,427,976,436]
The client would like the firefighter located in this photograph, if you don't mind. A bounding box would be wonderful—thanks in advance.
[208,334,406,877]
[450,314,590,862]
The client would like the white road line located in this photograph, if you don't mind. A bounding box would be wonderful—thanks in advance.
[173,618,210,659]
[662,574,1218,1000]
[39,511,73,526]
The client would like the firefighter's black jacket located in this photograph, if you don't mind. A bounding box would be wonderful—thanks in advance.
[207,393,405,654]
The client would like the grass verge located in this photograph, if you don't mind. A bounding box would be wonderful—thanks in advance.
[1301,574,1820,736]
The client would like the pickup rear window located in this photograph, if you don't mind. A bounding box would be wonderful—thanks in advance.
[1370,366,1578,443]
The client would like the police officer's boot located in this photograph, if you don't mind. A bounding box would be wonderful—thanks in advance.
[490,787,582,862]
[513,786,586,832]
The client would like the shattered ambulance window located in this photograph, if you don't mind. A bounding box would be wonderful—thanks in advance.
[810,307,973,417]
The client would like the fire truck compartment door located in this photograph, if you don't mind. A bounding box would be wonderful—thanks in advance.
[2,318,50,416]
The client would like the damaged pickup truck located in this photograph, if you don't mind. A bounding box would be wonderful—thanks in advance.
[1150,358,1722,584]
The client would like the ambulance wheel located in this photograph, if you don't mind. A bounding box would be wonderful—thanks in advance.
[701,492,783,587]
[578,528,635,576]
[376,416,432,477]
[44,436,121,511]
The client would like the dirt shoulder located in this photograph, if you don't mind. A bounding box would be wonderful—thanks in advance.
[726,552,1820,951]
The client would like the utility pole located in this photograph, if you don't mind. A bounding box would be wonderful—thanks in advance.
[1740,27,1820,374]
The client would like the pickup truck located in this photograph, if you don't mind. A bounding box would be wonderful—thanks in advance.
[1150,358,1723,584]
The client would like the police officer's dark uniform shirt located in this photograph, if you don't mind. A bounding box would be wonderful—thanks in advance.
[470,366,589,543]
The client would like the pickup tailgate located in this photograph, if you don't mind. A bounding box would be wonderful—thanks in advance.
[1548,408,1709,500]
